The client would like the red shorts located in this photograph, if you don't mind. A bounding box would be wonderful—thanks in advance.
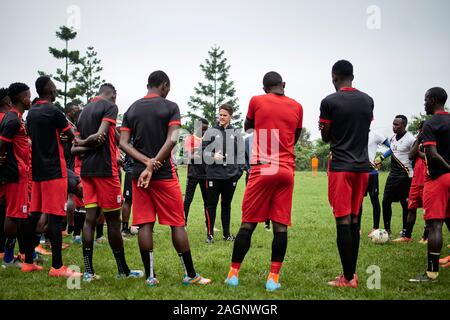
[132,178,185,227]
[31,178,67,216]
[0,181,29,219]
[423,174,450,221]
[408,183,424,209]
[81,176,122,210]
[242,164,295,226]
[328,172,369,218]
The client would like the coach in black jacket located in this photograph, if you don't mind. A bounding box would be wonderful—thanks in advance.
[203,104,244,244]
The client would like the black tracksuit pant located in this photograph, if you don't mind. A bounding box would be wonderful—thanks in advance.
[205,179,238,238]
[184,178,208,225]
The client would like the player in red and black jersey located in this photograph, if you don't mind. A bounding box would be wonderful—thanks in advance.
[0,87,12,260]
[410,87,450,282]
[120,71,211,287]
[225,72,303,291]
[74,83,142,281]
[0,83,43,272]
[319,60,373,288]
[26,76,81,278]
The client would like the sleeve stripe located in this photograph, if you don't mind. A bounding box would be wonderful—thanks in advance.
[120,127,132,132]
[103,118,117,125]
[168,120,181,127]
[0,136,12,143]
[423,141,437,146]
[61,124,72,133]
[319,118,332,124]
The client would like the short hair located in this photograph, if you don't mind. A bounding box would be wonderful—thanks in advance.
[427,87,448,106]
[65,102,80,114]
[332,60,354,79]
[99,83,116,95]
[8,83,30,104]
[0,88,8,102]
[148,71,170,88]
[263,72,283,88]
[35,76,52,96]
[219,104,234,116]
[199,118,209,125]
[395,115,408,126]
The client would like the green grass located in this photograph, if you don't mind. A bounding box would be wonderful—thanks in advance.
[1,167,449,300]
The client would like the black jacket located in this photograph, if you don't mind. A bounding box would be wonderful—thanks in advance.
[202,124,244,180]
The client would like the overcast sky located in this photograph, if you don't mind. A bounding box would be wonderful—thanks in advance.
[1,0,449,139]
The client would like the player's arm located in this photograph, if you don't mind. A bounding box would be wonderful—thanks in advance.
[71,145,96,156]
[0,140,7,166]
[319,122,331,143]
[319,99,332,143]
[119,129,159,171]
[409,137,425,160]
[244,117,254,131]
[75,120,110,147]
[154,125,179,165]
[295,128,302,145]
[425,145,450,172]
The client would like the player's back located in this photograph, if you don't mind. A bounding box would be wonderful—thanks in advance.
[423,112,450,178]
[248,93,303,167]
[321,88,373,172]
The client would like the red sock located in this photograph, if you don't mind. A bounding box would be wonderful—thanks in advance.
[231,262,241,271]
[270,262,283,274]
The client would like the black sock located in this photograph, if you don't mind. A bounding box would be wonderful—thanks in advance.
[73,209,85,237]
[336,224,353,281]
[422,224,429,240]
[83,247,95,275]
[350,223,360,276]
[67,225,74,235]
[48,215,63,269]
[122,222,129,232]
[0,204,6,253]
[178,250,196,278]
[271,232,288,262]
[96,224,104,239]
[113,249,130,276]
[140,250,156,279]
[231,228,254,264]
[405,222,414,238]
[427,252,440,273]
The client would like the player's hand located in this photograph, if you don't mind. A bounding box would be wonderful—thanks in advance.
[214,152,224,161]
[60,133,69,142]
[153,160,163,171]
[138,168,152,189]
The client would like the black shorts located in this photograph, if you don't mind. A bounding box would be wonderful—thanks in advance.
[365,174,379,197]
[123,172,133,201]
[383,175,412,202]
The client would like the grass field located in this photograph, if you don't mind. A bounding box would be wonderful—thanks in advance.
[1,167,449,300]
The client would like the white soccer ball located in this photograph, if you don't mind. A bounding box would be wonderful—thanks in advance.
[130,226,139,235]
[371,229,390,244]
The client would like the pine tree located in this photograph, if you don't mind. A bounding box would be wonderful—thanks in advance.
[38,26,80,108]
[73,46,104,103]
[187,46,242,131]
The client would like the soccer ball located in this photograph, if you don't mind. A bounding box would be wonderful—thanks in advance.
[371,229,390,244]
[130,226,139,235]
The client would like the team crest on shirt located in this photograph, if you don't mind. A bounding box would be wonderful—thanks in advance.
[22,205,28,214]
[117,195,122,204]
[209,181,213,187]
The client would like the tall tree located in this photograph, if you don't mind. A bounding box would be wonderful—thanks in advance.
[73,46,104,103]
[38,26,80,108]
[187,46,242,131]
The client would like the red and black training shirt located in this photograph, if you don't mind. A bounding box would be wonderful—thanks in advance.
[319,88,374,172]
[76,97,119,178]
[247,93,303,169]
[121,94,181,180]
[0,109,30,183]
[422,111,450,179]
[26,101,71,181]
